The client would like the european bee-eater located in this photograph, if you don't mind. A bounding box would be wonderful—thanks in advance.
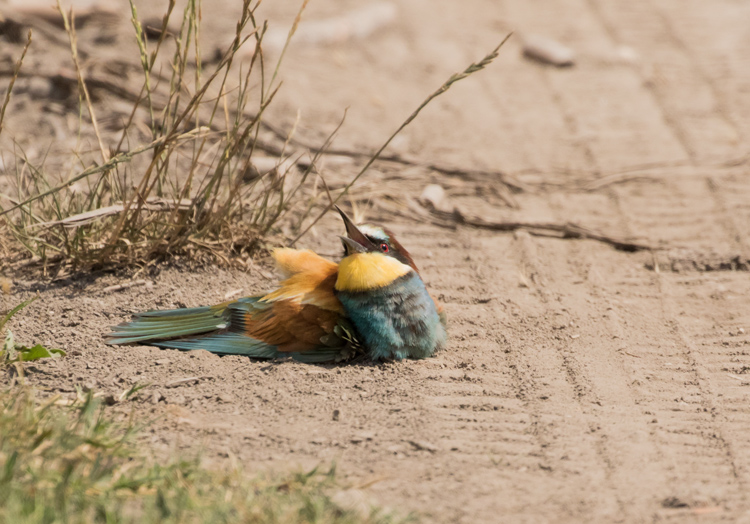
[106,207,447,362]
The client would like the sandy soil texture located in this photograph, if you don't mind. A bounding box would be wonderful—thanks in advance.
[3,0,750,522]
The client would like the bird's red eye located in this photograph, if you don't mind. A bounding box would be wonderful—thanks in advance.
[379,243,389,253]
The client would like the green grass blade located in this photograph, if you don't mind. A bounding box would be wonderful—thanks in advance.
[0,297,37,332]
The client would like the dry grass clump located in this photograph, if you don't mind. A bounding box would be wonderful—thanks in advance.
[0,0,509,276]
[1,0,324,274]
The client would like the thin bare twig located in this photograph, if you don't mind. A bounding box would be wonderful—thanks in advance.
[165,375,211,388]
[427,206,655,252]
[57,3,108,162]
[102,280,148,293]
[32,198,193,229]
[0,30,32,136]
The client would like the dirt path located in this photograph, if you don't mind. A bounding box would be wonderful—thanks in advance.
[5,0,750,522]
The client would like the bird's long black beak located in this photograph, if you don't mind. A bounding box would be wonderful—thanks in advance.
[339,236,367,254]
[335,205,376,254]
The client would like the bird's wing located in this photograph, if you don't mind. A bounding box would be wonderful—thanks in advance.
[262,248,343,313]
[247,248,346,352]
[108,248,359,361]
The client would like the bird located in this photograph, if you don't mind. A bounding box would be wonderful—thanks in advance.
[106,206,447,362]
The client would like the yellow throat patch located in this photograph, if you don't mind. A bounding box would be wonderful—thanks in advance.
[335,253,413,292]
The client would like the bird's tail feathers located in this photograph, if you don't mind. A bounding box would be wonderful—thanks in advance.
[106,297,283,359]
[105,304,231,345]
[106,297,364,363]
[153,332,278,358]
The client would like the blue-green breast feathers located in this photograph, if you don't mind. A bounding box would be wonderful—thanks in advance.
[336,272,447,360]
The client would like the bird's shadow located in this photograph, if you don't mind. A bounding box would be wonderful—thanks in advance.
[256,354,396,371]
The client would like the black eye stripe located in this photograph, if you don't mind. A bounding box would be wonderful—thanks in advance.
[366,235,388,244]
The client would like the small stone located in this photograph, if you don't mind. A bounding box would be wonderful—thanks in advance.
[615,45,639,64]
[217,393,235,403]
[332,409,340,421]
[151,391,164,404]
[522,34,575,67]
[661,497,689,509]
[406,439,438,452]
[352,431,375,444]
[419,184,446,210]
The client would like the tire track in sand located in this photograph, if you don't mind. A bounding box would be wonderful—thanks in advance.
[396,219,625,522]
[606,176,750,517]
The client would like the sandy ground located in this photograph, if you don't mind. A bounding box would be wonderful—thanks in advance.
[3,0,750,522]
